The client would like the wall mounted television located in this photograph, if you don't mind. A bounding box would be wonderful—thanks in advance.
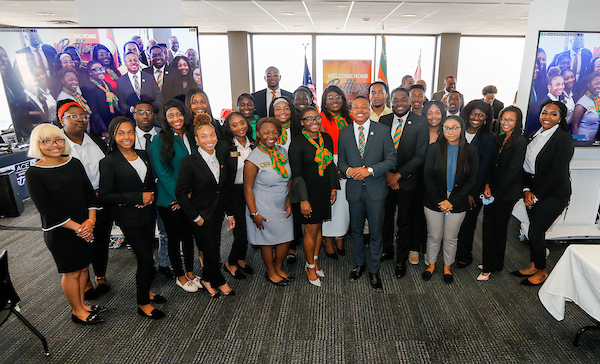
[526,30,600,145]
[0,26,200,141]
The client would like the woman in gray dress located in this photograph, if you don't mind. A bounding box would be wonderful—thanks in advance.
[243,117,294,286]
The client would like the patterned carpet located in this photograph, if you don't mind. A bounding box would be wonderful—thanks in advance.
[0,200,599,363]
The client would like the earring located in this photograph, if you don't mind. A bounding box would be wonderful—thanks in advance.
[196,142,200,146]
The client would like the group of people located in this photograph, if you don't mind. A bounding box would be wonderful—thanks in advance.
[529,35,600,141]
[1,32,202,141]
[24,63,574,326]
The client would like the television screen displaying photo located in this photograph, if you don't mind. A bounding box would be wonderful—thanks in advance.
[0,26,200,141]
[526,31,600,144]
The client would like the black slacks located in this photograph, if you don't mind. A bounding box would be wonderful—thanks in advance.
[382,187,416,264]
[157,206,195,277]
[481,199,518,273]
[120,221,156,305]
[456,199,483,265]
[191,215,226,287]
[228,185,248,265]
[92,205,113,277]
[527,196,569,270]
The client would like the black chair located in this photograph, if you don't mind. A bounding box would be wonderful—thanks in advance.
[0,249,50,356]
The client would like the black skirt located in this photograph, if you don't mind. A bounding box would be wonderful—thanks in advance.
[293,186,332,225]
[44,227,93,273]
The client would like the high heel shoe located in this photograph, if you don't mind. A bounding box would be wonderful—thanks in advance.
[314,256,324,278]
[220,287,236,296]
[305,262,322,287]
[325,250,338,260]
[265,273,288,286]
[200,280,221,298]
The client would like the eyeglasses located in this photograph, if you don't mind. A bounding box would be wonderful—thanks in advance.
[39,138,66,147]
[91,67,106,73]
[327,95,343,101]
[63,114,90,122]
[442,126,461,132]
[302,115,322,123]
[500,117,517,123]
[135,110,154,116]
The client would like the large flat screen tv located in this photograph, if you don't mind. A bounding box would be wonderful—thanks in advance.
[526,31,600,144]
[0,27,200,141]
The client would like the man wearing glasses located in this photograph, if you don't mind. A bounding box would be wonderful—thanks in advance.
[252,66,294,117]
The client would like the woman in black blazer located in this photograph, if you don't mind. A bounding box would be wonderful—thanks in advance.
[456,100,495,268]
[175,120,236,298]
[81,60,122,137]
[99,117,166,319]
[222,111,255,279]
[422,116,478,283]
[478,106,527,281]
[514,100,574,286]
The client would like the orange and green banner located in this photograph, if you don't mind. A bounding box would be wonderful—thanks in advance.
[323,60,372,100]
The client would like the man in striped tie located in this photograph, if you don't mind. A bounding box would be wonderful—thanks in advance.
[116,52,162,119]
[144,45,184,101]
[379,87,429,276]
[338,96,396,291]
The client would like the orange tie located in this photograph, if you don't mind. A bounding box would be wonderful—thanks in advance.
[272,90,277,99]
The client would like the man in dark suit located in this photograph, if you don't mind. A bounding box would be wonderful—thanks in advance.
[432,75,464,106]
[555,35,592,82]
[251,66,293,117]
[338,96,396,290]
[117,52,162,119]
[16,31,57,77]
[379,87,429,277]
[144,45,183,101]
[132,35,149,66]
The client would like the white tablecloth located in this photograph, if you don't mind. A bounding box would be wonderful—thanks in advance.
[539,244,600,321]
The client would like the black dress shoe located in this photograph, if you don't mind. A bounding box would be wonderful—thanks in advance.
[380,252,393,262]
[265,273,288,286]
[96,283,110,294]
[395,262,407,278]
[443,274,454,283]
[281,274,295,282]
[88,305,108,314]
[150,294,167,304]
[223,265,246,280]
[511,270,534,278]
[239,264,254,275]
[72,313,104,325]
[337,248,346,256]
[520,278,545,286]
[137,307,166,320]
[84,287,99,300]
[368,272,383,291]
[349,265,366,281]
[158,266,176,279]
[325,251,339,260]
[456,261,471,269]
[422,270,433,281]
[286,254,297,265]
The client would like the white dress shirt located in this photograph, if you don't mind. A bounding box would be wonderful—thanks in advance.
[39,87,57,124]
[128,155,147,182]
[30,45,50,76]
[524,124,560,175]
[134,126,158,150]
[67,134,105,190]
[233,137,252,185]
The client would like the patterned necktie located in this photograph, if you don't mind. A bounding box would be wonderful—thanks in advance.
[573,52,579,79]
[271,90,277,99]
[133,74,140,98]
[393,118,403,150]
[156,69,163,91]
[144,133,152,151]
[358,126,365,158]
[35,49,44,69]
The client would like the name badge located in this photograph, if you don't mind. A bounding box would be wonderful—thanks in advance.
[260,161,271,168]
[230,151,241,157]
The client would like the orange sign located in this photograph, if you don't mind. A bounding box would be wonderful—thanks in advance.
[323,60,372,100]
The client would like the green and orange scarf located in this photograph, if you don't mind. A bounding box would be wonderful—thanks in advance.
[91,79,119,113]
[278,120,291,145]
[257,142,288,178]
[62,88,91,114]
[331,112,348,130]
[302,130,333,177]
[586,91,600,116]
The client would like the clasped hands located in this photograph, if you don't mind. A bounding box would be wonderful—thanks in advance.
[347,165,370,181]
[438,199,453,213]
[386,172,401,190]
[77,220,94,242]
[523,190,537,207]
[136,192,155,208]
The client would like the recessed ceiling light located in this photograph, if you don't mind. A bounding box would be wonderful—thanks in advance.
[402,14,417,18]
[281,12,296,16]
[337,5,346,8]
[38,12,55,16]
[361,18,370,22]
[521,16,528,20]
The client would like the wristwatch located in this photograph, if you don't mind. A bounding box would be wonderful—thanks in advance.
[367,167,374,176]
[250,212,259,219]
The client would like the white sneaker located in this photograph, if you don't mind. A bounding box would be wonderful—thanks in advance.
[176,278,198,292]
[190,276,203,289]
[409,251,419,265]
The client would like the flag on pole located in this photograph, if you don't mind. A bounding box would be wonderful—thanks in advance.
[377,35,388,84]
[414,49,422,81]
[303,54,318,107]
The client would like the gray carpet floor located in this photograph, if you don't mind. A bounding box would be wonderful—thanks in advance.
[1,199,599,363]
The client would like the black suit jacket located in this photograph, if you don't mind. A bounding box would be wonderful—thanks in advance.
[116,72,163,119]
[337,121,397,202]
[468,129,495,198]
[16,44,57,74]
[523,128,574,201]
[143,65,183,102]
[98,149,156,227]
[487,134,526,202]
[423,142,479,213]
[379,112,429,190]
[14,90,49,141]
[251,88,294,117]
[82,81,123,135]
[554,49,593,79]
[175,149,233,224]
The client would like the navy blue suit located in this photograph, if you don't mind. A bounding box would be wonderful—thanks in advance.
[116,72,163,119]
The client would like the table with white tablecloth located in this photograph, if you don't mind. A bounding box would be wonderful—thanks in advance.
[539,244,600,346]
